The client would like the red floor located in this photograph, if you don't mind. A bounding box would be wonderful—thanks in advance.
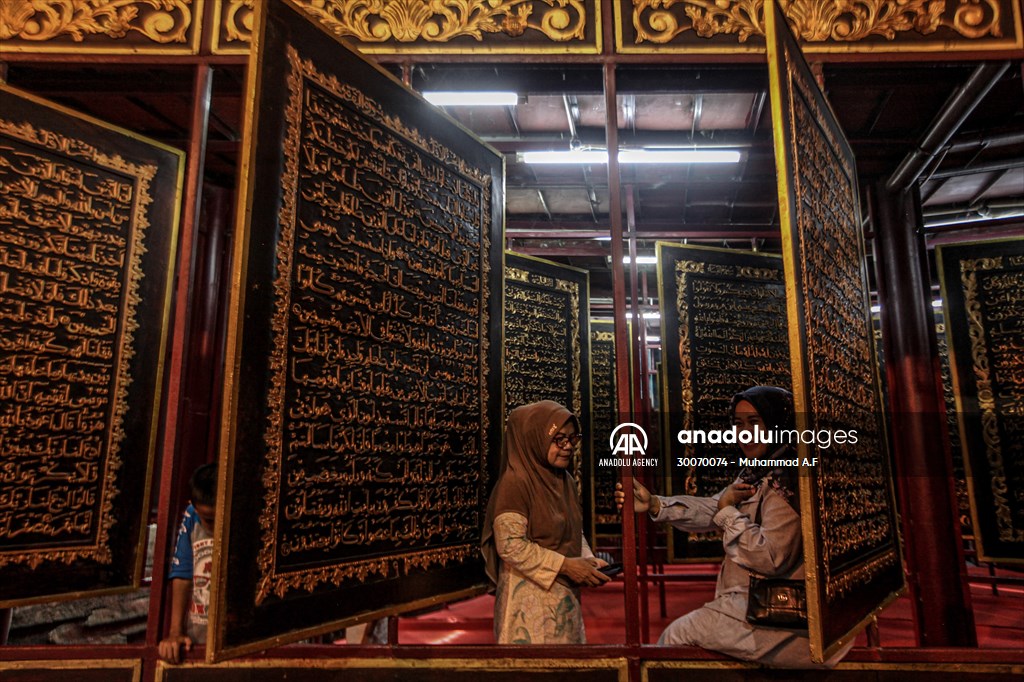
[396,563,1024,649]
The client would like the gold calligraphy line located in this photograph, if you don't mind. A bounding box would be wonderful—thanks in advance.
[265,545,478,599]
[293,54,488,186]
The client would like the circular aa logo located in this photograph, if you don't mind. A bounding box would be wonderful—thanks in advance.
[609,423,648,457]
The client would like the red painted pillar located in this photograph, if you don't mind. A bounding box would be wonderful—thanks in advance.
[871,180,976,647]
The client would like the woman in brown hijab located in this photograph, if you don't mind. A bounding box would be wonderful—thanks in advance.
[481,400,609,644]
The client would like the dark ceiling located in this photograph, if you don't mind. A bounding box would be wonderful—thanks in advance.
[7,59,1022,305]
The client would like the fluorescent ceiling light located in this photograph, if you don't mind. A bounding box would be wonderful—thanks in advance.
[423,91,518,106]
[522,150,608,164]
[645,336,661,344]
[522,149,741,164]
[620,149,741,164]
[622,255,658,265]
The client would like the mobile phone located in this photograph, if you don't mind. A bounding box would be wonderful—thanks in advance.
[598,562,624,577]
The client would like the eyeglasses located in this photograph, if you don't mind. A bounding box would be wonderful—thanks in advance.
[552,433,583,449]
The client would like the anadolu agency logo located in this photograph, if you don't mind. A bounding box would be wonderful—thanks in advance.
[599,423,658,467]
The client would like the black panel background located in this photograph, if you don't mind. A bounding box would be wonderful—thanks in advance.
[657,245,789,562]
[0,87,179,604]
[215,0,504,654]
[938,239,1024,562]
[504,252,593,544]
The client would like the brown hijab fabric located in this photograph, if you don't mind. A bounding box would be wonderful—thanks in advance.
[480,400,583,585]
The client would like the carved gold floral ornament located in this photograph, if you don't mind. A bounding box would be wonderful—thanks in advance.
[221,0,587,44]
[632,0,1003,44]
[0,0,193,43]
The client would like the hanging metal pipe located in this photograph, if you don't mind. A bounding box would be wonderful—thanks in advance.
[925,156,1024,180]
[944,129,1024,153]
[886,61,1011,192]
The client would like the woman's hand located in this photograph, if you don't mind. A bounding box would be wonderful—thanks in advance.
[614,480,660,516]
[717,482,757,510]
[559,557,610,587]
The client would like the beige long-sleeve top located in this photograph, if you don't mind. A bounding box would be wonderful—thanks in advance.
[651,483,804,599]
[491,511,595,643]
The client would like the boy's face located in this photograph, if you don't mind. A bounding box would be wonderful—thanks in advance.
[193,503,216,532]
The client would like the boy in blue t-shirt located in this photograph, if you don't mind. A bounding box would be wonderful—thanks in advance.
[159,463,216,664]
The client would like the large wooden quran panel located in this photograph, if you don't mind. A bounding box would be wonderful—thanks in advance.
[209,0,504,660]
[0,86,181,606]
[765,0,903,661]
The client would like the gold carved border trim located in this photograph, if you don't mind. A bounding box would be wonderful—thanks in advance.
[161,658,629,681]
[616,0,1024,53]
[254,43,491,603]
[0,659,142,681]
[640,661,1024,679]
[0,116,156,570]
[0,0,202,54]
[212,0,602,54]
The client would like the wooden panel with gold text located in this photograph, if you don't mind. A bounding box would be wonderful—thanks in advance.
[766,0,904,662]
[209,0,504,660]
[938,238,1024,563]
[504,252,593,539]
[0,86,181,606]
[656,243,790,563]
[590,319,622,541]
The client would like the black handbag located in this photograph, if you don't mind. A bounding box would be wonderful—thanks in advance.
[746,575,807,628]
[744,494,808,629]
